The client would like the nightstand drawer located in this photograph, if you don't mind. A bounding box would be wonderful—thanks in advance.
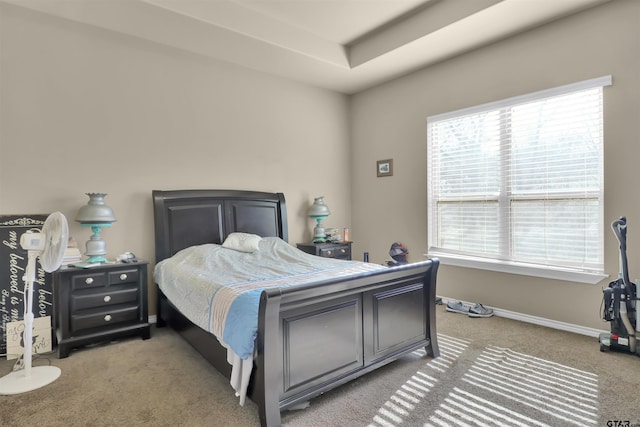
[319,245,350,259]
[71,272,107,291]
[71,286,139,311]
[297,242,353,260]
[108,268,139,285]
[71,305,140,333]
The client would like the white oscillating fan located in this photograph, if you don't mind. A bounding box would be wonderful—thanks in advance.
[0,211,68,395]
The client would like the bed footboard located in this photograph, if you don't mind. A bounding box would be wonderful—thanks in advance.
[255,258,439,427]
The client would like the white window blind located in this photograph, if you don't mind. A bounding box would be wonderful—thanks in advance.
[427,76,611,282]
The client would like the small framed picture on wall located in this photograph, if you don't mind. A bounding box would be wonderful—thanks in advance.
[376,159,393,177]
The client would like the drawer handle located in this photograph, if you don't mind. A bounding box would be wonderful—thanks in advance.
[85,277,94,285]
[327,250,333,256]
[119,273,128,281]
[104,314,112,322]
[104,295,112,303]
[340,249,346,253]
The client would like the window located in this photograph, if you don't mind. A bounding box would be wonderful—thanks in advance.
[427,76,611,284]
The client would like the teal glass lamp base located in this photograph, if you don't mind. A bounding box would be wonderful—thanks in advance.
[308,196,331,244]
[81,223,111,263]
[85,254,108,263]
[312,217,327,243]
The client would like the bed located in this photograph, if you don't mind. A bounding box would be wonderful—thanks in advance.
[152,189,439,426]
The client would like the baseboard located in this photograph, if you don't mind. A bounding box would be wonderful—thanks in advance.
[439,297,607,338]
[149,302,607,337]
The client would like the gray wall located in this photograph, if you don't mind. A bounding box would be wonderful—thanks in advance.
[0,3,352,311]
[350,0,640,330]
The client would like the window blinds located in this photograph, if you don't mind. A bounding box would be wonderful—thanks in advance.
[427,76,611,275]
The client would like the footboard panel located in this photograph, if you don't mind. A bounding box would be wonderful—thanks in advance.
[364,281,426,364]
[282,294,363,395]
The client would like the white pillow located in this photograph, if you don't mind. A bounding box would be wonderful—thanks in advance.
[222,232,262,253]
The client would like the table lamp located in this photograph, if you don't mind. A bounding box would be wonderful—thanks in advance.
[75,193,116,263]
[308,196,330,243]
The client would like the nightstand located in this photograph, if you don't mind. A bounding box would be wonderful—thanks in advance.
[297,242,352,260]
[53,262,151,358]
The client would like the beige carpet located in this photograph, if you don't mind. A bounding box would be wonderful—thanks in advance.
[1,306,639,426]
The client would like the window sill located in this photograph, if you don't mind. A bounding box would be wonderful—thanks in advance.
[426,251,608,285]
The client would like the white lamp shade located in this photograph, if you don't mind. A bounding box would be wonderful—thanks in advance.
[308,196,330,218]
[75,193,116,224]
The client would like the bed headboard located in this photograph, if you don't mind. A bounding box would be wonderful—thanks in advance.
[152,189,288,263]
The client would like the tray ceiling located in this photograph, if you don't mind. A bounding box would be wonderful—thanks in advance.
[2,0,611,94]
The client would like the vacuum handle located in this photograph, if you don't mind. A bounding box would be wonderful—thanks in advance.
[612,216,627,250]
[611,216,631,287]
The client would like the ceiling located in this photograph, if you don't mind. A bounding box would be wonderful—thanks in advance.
[3,0,610,94]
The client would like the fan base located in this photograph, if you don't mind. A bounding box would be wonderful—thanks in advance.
[0,366,61,395]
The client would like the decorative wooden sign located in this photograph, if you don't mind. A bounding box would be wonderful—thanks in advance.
[5,316,53,360]
[0,215,53,356]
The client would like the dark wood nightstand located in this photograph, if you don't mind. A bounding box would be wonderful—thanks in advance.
[297,242,352,260]
[53,261,151,358]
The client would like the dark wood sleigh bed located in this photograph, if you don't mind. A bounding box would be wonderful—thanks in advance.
[152,189,439,426]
